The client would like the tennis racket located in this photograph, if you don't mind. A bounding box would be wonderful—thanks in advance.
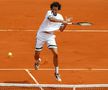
[68,22,93,26]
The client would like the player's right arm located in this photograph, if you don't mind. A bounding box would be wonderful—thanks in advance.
[59,17,72,32]
[48,16,68,24]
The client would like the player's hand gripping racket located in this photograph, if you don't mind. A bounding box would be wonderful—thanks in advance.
[65,17,92,26]
[68,22,93,26]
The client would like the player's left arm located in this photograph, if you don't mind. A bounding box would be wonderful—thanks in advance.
[59,23,67,32]
[59,17,72,32]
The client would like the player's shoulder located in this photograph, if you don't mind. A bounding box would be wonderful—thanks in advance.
[47,10,51,12]
[46,10,52,14]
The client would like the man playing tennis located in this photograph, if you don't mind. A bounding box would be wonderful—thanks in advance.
[34,2,72,82]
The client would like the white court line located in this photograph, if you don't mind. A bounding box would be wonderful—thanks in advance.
[0,68,108,71]
[25,69,44,90]
[0,29,108,32]
[0,83,108,88]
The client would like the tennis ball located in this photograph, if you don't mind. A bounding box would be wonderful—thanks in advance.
[8,52,13,57]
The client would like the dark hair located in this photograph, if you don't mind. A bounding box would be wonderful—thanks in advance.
[50,2,61,10]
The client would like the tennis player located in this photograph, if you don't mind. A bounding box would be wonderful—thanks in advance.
[34,2,72,82]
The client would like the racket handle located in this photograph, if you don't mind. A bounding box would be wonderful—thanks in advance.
[67,22,72,25]
[68,22,80,25]
[68,22,77,25]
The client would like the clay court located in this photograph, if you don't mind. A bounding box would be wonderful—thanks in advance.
[0,0,108,89]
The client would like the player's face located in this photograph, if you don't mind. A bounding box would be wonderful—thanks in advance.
[51,6,59,16]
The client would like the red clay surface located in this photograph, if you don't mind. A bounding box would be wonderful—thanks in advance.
[0,0,108,85]
[0,31,108,84]
[0,0,108,30]
[0,70,34,83]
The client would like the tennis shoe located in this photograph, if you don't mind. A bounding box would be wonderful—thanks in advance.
[55,73,62,82]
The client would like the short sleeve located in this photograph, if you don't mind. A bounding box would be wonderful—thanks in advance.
[45,10,53,19]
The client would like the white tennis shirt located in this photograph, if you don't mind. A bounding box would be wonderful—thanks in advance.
[38,10,64,32]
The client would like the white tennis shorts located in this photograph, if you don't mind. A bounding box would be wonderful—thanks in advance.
[35,32,57,51]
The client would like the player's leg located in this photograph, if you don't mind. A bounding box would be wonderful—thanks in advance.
[47,37,62,81]
[34,51,41,70]
[49,48,59,73]
[49,47,62,82]
[34,38,44,70]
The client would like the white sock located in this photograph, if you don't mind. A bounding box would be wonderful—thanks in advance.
[55,66,59,74]
[38,58,41,62]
